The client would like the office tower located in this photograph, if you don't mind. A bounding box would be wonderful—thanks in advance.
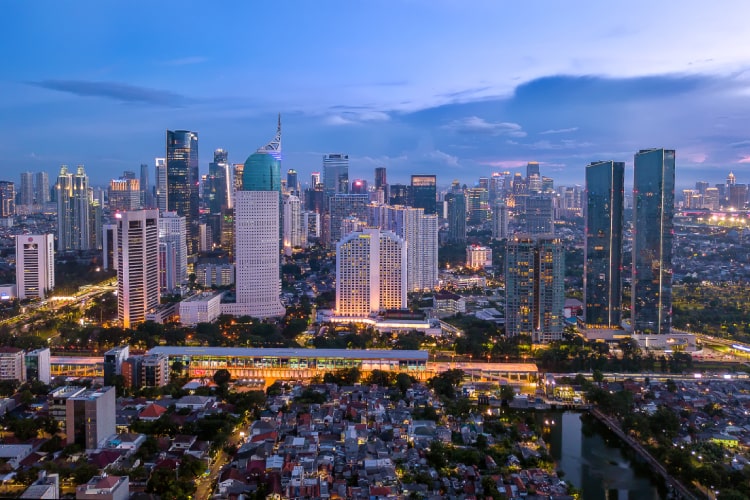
[102,224,118,271]
[103,345,129,386]
[243,118,282,192]
[695,181,709,195]
[90,199,102,250]
[374,167,387,190]
[410,175,437,215]
[584,161,624,328]
[117,210,160,328]
[446,189,467,244]
[682,189,696,208]
[154,157,167,211]
[323,153,349,196]
[632,148,675,335]
[305,184,326,213]
[527,174,542,193]
[283,194,302,256]
[19,172,34,207]
[158,211,187,291]
[35,171,50,206]
[729,184,748,210]
[207,149,233,213]
[286,169,299,195]
[16,234,54,299]
[220,208,234,261]
[139,163,152,209]
[505,235,564,343]
[478,177,489,191]
[466,187,489,225]
[541,176,554,193]
[336,228,407,318]
[25,348,51,384]
[310,171,321,188]
[166,130,199,254]
[466,245,492,269]
[328,193,369,244]
[108,178,140,211]
[526,161,540,180]
[0,347,25,382]
[389,184,408,205]
[302,211,320,243]
[56,165,91,251]
[351,179,367,194]
[370,205,439,292]
[65,386,116,449]
[492,201,509,240]
[0,181,14,217]
[703,187,720,210]
[230,191,285,318]
[524,195,554,235]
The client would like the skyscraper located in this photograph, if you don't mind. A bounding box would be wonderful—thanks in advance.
[56,165,91,251]
[34,171,50,206]
[158,211,187,292]
[323,153,349,196]
[446,184,467,244]
[286,169,299,195]
[374,167,387,190]
[139,163,152,209]
[632,149,675,335]
[282,193,302,256]
[16,234,54,299]
[207,149,233,213]
[505,235,564,343]
[584,161,624,328]
[117,210,160,328]
[410,175,437,215]
[335,228,407,318]
[492,201,509,240]
[108,178,140,212]
[526,161,540,180]
[466,187,489,225]
[328,193,369,245]
[224,119,285,318]
[524,195,554,235]
[19,172,34,207]
[166,130,199,254]
[154,158,167,212]
[0,181,15,217]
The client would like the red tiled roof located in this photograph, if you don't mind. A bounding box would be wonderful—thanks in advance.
[139,403,167,419]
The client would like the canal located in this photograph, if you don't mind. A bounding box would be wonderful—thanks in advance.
[542,411,666,500]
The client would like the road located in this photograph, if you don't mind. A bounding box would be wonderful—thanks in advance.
[194,429,245,499]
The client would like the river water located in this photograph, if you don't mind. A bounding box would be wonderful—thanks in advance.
[541,411,665,500]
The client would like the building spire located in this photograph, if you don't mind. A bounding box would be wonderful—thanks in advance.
[257,114,282,159]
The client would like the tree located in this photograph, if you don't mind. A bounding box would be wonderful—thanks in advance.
[428,369,464,399]
[592,369,604,386]
[213,368,231,386]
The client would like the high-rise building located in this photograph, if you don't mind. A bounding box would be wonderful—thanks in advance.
[166,130,199,254]
[117,210,160,328]
[524,195,554,235]
[328,193,369,245]
[108,178,140,212]
[632,148,675,335]
[102,224,118,271]
[154,158,167,212]
[336,228,407,318]
[369,205,438,292]
[286,169,299,195]
[25,348,51,384]
[584,161,624,328]
[282,193,302,256]
[301,211,320,243]
[526,161,540,180]
[140,163,153,209]
[19,172,34,207]
[16,234,54,299]
[505,235,564,343]
[492,201,509,240]
[220,208,234,261]
[350,179,367,194]
[0,347,25,382]
[56,165,91,251]
[228,191,285,318]
[389,184,408,206]
[0,181,15,217]
[375,167,387,190]
[310,171,321,189]
[207,149,233,213]
[695,181,709,195]
[65,386,115,449]
[729,184,748,210]
[158,211,187,292]
[243,118,282,192]
[410,175,437,215]
[466,187,489,225]
[323,153,349,196]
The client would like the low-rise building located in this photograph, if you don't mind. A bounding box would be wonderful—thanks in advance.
[179,291,224,326]
[0,346,25,382]
[75,475,129,500]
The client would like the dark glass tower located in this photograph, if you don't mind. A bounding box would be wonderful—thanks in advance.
[323,153,349,196]
[410,174,437,215]
[445,189,466,244]
[632,149,675,334]
[208,149,232,213]
[166,130,199,254]
[584,161,624,328]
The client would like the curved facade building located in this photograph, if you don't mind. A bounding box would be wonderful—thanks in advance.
[242,116,282,192]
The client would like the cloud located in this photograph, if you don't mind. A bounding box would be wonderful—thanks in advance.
[27,80,186,106]
[479,160,528,169]
[527,139,593,150]
[738,156,750,164]
[444,116,527,137]
[540,127,579,135]
[324,109,390,126]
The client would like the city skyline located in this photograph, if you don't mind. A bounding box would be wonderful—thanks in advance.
[3,2,750,185]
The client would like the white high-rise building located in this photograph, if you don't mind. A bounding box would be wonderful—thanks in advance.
[117,210,160,328]
[225,190,285,318]
[158,211,187,291]
[282,194,302,256]
[15,234,54,299]
[155,158,167,212]
[492,201,509,239]
[335,228,406,318]
[369,205,438,292]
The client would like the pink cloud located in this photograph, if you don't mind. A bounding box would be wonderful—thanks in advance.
[738,156,750,164]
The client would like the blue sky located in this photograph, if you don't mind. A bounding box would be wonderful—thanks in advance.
[2,1,750,188]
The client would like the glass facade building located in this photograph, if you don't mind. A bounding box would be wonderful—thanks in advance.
[632,149,675,334]
[166,130,199,254]
[584,161,624,328]
[410,175,437,215]
[323,153,349,197]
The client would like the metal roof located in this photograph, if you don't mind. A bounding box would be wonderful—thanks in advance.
[146,346,428,361]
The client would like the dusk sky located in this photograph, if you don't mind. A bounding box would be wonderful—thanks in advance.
[3,1,750,188]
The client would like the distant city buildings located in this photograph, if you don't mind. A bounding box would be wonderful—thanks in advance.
[0,181,15,218]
